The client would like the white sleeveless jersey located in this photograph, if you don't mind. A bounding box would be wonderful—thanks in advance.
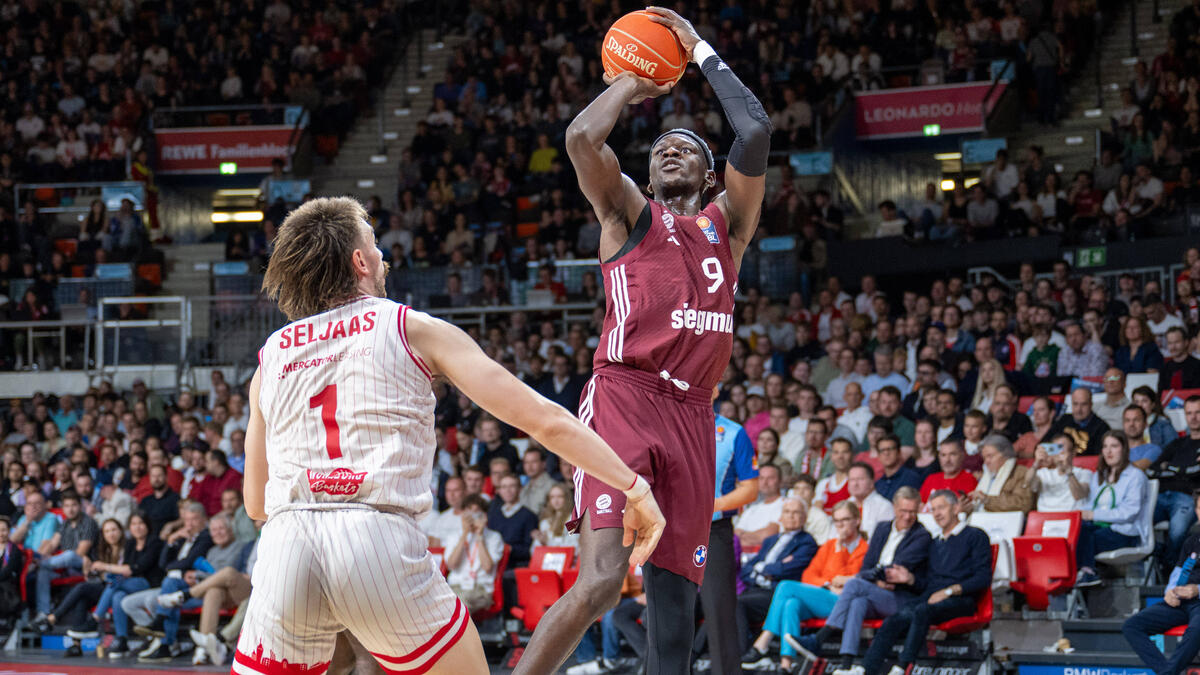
[256,296,436,518]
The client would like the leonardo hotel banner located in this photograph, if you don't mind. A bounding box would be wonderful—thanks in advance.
[155,125,296,174]
[855,82,1005,140]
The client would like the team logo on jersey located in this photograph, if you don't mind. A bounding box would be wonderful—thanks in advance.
[696,216,720,244]
[661,212,676,232]
[693,545,708,567]
[595,493,613,514]
[307,468,368,496]
[715,425,726,442]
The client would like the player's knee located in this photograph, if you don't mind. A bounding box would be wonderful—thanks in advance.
[572,567,626,618]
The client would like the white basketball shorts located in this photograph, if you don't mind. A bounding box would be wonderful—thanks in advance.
[232,507,467,675]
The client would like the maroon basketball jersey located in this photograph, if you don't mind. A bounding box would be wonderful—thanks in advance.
[593,197,736,392]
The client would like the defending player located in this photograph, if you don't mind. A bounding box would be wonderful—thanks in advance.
[515,8,770,675]
[233,197,665,675]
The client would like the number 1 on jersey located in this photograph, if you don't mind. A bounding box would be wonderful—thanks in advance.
[309,384,342,459]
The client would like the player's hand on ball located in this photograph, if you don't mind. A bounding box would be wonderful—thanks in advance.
[622,484,665,567]
[644,7,702,60]
[603,71,671,104]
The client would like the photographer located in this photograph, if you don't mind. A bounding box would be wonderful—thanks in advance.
[444,494,504,612]
[1024,434,1092,512]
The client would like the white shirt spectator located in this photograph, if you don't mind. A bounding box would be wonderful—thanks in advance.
[1135,175,1164,202]
[421,508,463,544]
[734,496,784,533]
[1035,466,1093,512]
[838,405,873,444]
[858,491,895,535]
[444,528,505,593]
[220,74,243,100]
[878,523,910,565]
[143,45,169,70]
[1148,313,1185,347]
[15,114,44,142]
[984,162,1020,199]
[779,424,808,466]
[824,373,863,408]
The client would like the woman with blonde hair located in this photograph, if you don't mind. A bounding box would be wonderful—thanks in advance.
[532,483,578,549]
[970,359,1006,413]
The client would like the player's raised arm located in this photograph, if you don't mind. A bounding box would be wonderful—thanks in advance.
[405,309,665,566]
[565,72,667,237]
[646,7,771,268]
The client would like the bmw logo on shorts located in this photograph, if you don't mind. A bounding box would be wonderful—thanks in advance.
[693,545,707,567]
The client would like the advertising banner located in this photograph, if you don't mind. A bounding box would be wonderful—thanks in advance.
[855,82,1004,139]
[155,125,296,174]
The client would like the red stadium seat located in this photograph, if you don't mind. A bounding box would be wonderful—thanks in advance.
[1012,512,1082,611]
[1165,625,1187,636]
[529,546,574,574]
[1073,456,1099,472]
[471,545,510,624]
[510,569,562,631]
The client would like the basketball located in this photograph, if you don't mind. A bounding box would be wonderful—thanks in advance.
[601,10,687,87]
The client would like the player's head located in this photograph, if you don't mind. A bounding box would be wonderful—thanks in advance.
[648,129,715,202]
[262,197,388,321]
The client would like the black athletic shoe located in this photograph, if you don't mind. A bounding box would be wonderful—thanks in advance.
[67,615,100,639]
[741,647,772,670]
[107,637,130,659]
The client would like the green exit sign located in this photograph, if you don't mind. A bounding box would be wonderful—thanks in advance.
[923,124,941,136]
[219,162,238,175]
[1076,246,1107,268]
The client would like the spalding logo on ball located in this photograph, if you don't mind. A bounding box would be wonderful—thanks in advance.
[602,10,687,87]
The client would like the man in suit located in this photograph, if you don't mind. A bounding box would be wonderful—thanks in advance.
[859,490,993,675]
[736,497,817,654]
[793,486,931,669]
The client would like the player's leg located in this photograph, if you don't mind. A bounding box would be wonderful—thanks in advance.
[329,631,384,675]
[325,510,484,675]
[234,512,341,674]
[643,562,699,675]
[513,510,631,675]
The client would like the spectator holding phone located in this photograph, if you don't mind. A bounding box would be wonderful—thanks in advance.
[445,494,504,612]
[1024,434,1092,512]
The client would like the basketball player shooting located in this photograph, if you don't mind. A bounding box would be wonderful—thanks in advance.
[515,8,770,675]
[232,197,665,675]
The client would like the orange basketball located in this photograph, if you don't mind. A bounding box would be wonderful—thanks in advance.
[601,10,687,87]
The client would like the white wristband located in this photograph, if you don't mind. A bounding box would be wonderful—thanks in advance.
[692,40,718,66]
[623,475,651,503]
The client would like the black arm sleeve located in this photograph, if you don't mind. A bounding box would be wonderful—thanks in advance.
[699,55,772,177]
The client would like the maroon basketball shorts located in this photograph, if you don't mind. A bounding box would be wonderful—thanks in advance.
[568,365,716,585]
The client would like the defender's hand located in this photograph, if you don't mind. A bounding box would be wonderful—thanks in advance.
[622,478,665,567]
[644,7,702,61]
[603,71,671,105]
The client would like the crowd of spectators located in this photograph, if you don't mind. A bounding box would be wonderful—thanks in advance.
[0,0,416,367]
[0,374,256,665]
[878,0,1200,244]
[341,0,1116,280]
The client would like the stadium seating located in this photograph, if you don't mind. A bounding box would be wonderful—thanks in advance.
[1012,511,1083,612]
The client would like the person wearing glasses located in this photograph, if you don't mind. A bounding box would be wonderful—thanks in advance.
[1094,368,1132,431]
[741,501,868,674]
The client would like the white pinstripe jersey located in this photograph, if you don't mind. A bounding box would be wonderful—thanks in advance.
[256,296,436,518]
